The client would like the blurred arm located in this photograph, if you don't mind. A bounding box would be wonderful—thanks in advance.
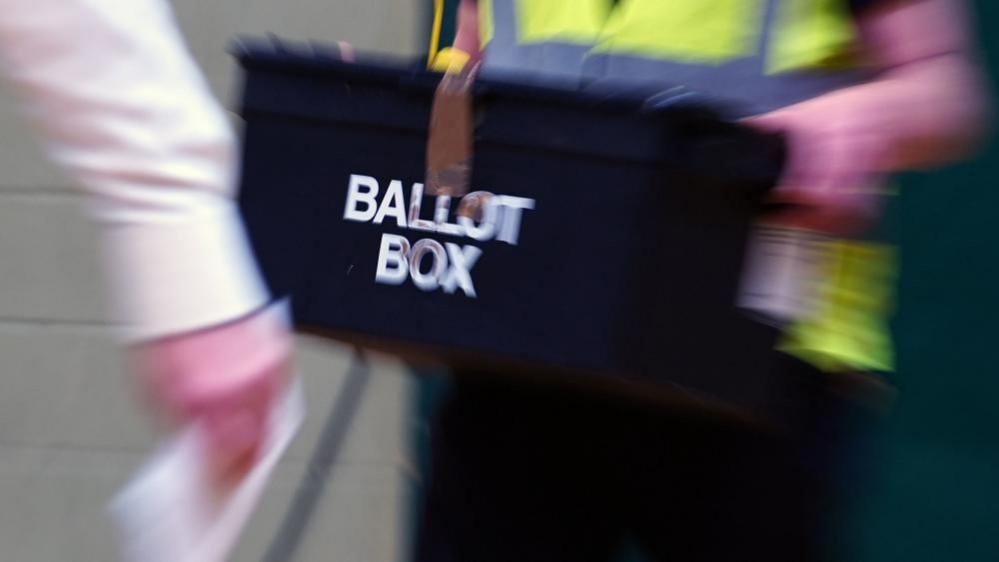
[750,0,990,232]
[0,0,268,340]
[857,0,991,168]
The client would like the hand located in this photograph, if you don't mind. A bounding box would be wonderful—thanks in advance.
[748,85,896,235]
[130,305,292,489]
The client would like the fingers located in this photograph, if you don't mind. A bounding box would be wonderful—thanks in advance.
[746,108,813,197]
[746,105,887,236]
[199,369,278,488]
[203,407,264,489]
[130,305,294,488]
[336,41,355,63]
[197,354,289,489]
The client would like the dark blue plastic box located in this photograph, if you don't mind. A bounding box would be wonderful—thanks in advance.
[235,40,788,418]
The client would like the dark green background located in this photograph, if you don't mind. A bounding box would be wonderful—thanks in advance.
[851,2,998,560]
[421,2,999,559]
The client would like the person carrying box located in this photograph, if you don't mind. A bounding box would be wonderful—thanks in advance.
[417,1,989,561]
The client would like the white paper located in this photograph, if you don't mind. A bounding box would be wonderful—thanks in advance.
[110,377,305,562]
[739,226,826,325]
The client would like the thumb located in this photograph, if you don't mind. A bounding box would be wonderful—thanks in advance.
[744,108,800,134]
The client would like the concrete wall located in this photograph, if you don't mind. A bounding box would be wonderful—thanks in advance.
[0,2,423,560]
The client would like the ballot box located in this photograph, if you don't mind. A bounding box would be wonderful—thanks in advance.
[234,39,789,419]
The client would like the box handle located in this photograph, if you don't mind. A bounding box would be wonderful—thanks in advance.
[425,65,479,197]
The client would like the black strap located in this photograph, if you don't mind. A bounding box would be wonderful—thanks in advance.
[262,349,371,562]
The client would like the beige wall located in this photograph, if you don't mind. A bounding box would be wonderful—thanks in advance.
[0,2,423,560]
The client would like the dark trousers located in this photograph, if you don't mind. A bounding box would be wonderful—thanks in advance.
[414,356,876,562]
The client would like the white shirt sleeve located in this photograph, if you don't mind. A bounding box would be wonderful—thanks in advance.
[0,0,269,341]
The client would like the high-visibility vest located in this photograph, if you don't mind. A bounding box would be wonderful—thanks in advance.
[452,0,895,373]
[480,0,868,114]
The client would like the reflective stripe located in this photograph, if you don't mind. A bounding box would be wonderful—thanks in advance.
[582,53,867,115]
[484,0,519,67]
[482,42,595,84]
[483,0,595,81]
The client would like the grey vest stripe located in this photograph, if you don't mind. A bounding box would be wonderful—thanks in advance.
[483,0,593,85]
[483,0,870,115]
[483,0,521,71]
[583,55,868,116]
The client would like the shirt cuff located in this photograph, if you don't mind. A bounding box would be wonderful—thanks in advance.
[102,202,270,343]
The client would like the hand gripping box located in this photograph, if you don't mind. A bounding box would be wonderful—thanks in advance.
[234,40,789,419]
